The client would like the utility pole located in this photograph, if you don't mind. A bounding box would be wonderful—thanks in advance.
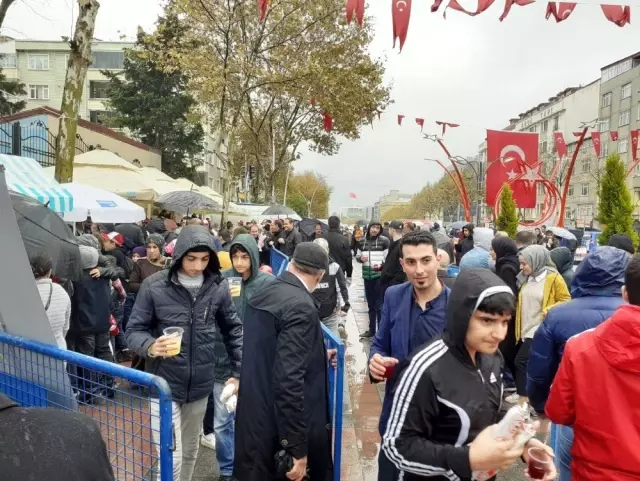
[283,163,291,206]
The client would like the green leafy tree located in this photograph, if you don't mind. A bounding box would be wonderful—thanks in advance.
[0,69,25,114]
[598,154,638,246]
[287,192,309,218]
[103,14,204,180]
[496,185,519,238]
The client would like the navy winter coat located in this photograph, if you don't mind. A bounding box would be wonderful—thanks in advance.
[125,226,243,404]
[527,246,629,413]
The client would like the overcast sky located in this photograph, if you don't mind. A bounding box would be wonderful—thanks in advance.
[6,0,639,213]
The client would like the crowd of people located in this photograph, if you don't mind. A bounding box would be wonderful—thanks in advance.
[8,211,640,481]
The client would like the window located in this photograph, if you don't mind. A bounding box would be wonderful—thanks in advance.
[601,59,632,82]
[0,54,16,68]
[553,116,559,131]
[568,185,574,197]
[637,103,640,121]
[536,203,543,216]
[565,207,572,219]
[621,83,632,100]
[598,118,610,132]
[540,141,548,154]
[619,137,628,154]
[28,54,49,70]
[582,159,591,173]
[91,51,125,69]
[602,92,612,107]
[28,84,49,100]
[579,204,593,219]
[89,81,110,99]
[89,110,116,125]
[542,119,548,132]
[619,109,631,127]
[581,183,589,196]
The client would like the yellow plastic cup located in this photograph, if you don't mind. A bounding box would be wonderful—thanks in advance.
[162,327,184,357]
[228,277,242,298]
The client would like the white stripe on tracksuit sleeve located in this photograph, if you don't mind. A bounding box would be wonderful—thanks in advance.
[382,340,469,480]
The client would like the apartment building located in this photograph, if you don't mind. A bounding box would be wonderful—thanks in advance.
[339,206,366,221]
[597,52,640,219]
[0,38,133,124]
[373,190,413,220]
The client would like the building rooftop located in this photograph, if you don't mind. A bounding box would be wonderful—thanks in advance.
[601,51,640,71]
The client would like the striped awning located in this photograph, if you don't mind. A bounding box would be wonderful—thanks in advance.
[0,154,74,214]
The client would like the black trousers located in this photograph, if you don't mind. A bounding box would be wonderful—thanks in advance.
[377,449,400,481]
[67,331,114,401]
[514,338,533,396]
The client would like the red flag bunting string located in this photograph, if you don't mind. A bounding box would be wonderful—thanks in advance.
[435,120,460,135]
[611,130,619,141]
[257,0,269,22]
[499,0,535,21]
[415,118,425,131]
[545,2,577,22]
[397,114,405,126]
[392,0,412,52]
[601,4,631,26]
[346,0,365,25]
[554,132,568,159]
[591,131,602,157]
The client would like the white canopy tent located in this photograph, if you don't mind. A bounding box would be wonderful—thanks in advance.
[59,183,146,223]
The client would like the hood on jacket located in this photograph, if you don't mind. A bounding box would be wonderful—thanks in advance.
[170,226,220,276]
[77,233,100,250]
[228,234,261,281]
[366,221,383,239]
[550,247,573,274]
[571,246,629,298]
[596,305,640,373]
[473,227,494,251]
[443,269,513,362]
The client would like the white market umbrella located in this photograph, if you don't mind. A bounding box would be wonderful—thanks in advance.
[60,182,146,223]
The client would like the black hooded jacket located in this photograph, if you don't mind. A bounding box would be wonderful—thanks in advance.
[125,226,243,404]
[550,247,575,290]
[382,269,512,481]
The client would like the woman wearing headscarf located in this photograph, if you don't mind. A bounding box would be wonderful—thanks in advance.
[507,245,570,405]
[128,234,169,293]
[490,236,520,384]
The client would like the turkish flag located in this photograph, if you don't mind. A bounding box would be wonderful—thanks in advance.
[591,131,602,157]
[392,0,412,51]
[349,192,357,199]
[398,114,405,126]
[486,129,539,209]
[323,112,333,132]
[346,0,365,25]
[431,0,444,11]
[258,0,269,21]
[611,130,619,141]
[601,5,631,27]
[445,0,495,17]
[436,120,460,135]
[554,132,568,159]
[499,0,535,22]
[415,118,424,131]
[545,2,577,22]
[632,130,639,161]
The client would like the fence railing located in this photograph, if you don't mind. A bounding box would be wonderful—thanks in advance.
[322,324,345,481]
[0,333,174,481]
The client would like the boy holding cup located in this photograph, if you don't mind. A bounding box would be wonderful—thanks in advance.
[126,226,243,481]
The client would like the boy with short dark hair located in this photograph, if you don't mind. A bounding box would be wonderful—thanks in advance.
[383,269,556,481]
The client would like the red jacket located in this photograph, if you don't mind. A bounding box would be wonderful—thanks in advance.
[545,304,640,481]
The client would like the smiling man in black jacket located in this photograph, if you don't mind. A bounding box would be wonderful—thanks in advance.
[126,226,243,481]
[382,269,556,481]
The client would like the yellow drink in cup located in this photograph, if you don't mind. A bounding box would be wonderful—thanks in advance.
[163,327,184,357]
[228,277,242,298]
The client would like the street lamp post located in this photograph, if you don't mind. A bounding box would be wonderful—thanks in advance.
[450,156,485,226]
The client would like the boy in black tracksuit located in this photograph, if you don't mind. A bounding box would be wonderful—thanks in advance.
[382,269,556,481]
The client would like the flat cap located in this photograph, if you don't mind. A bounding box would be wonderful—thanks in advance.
[292,242,329,271]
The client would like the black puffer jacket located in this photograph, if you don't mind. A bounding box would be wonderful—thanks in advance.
[126,226,243,404]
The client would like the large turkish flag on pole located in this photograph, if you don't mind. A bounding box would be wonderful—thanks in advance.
[486,129,539,209]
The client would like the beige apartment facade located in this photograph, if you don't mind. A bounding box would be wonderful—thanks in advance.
[373,190,413,220]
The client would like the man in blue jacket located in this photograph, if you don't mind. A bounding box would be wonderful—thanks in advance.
[527,246,629,480]
[368,231,450,481]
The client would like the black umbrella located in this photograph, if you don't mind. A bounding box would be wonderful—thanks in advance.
[157,191,221,212]
[262,204,299,217]
[355,219,367,226]
[11,191,82,281]
[298,218,329,239]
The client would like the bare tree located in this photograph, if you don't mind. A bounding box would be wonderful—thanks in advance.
[54,0,100,183]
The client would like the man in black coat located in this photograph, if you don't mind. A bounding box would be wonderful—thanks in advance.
[234,243,333,481]
[380,220,407,299]
[325,215,353,279]
[276,217,303,257]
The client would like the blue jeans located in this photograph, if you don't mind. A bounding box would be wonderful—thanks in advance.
[556,424,574,481]
[203,382,235,476]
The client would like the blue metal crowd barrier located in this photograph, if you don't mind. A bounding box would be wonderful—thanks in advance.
[322,323,345,481]
[270,247,290,275]
[0,333,174,481]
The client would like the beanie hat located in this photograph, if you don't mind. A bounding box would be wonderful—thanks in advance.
[146,233,166,250]
[76,233,100,250]
[608,234,635,255]
[292,242,329,271]
[79,245,99,270]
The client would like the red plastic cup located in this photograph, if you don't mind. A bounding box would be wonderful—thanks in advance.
[383,359,396,379]
[527,447,552,480]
